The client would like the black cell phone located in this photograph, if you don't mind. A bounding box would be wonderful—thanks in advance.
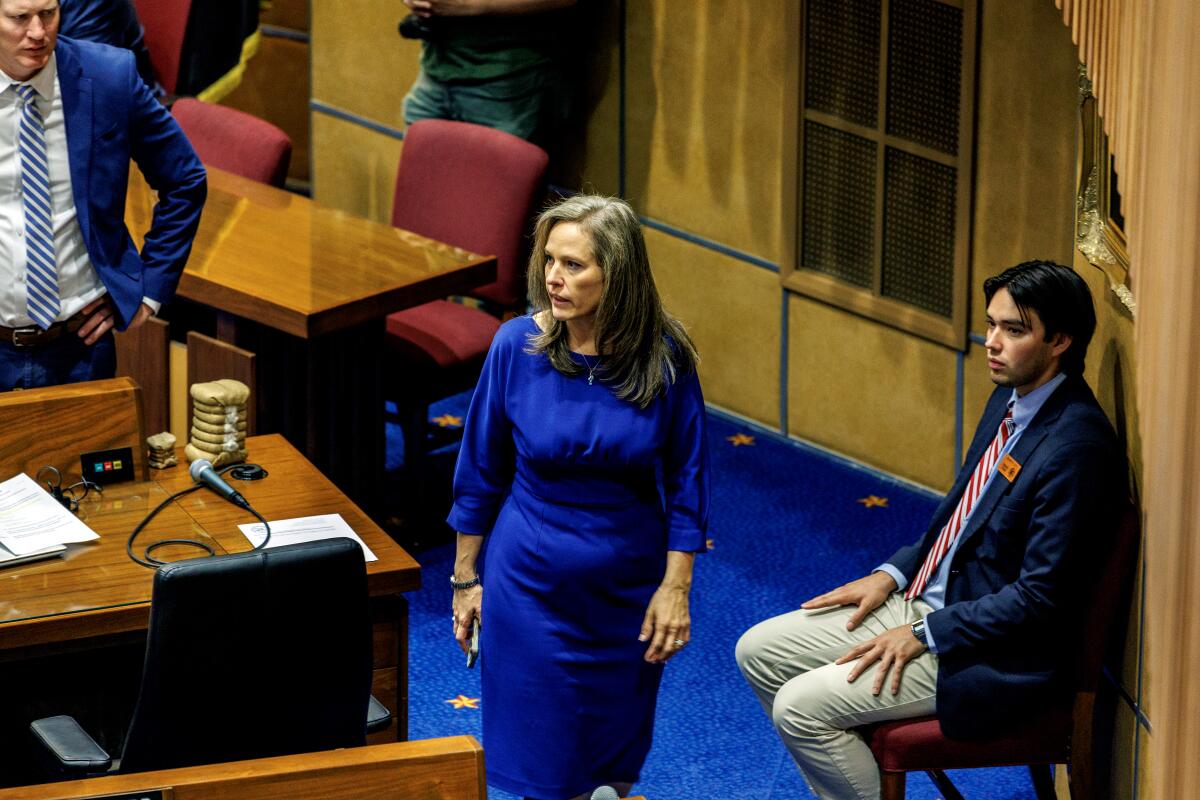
[466,617,480,668]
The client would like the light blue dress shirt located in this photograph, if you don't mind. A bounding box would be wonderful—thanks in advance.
[877,372,1068,652]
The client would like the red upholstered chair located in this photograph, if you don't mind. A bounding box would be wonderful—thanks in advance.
[384,120,548,509]
[864,501,1140,800]
[133,0,191,95]
[172,98,292,187]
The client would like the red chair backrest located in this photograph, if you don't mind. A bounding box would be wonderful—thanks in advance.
[392,120,549,309]
[172,99,292,188]
[134,0,191,95]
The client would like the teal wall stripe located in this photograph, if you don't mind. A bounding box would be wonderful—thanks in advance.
[310,101,406,141]
[639,217,780,273]
[261,24,309,43]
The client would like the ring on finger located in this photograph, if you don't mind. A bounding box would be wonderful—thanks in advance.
[673,638,686,647]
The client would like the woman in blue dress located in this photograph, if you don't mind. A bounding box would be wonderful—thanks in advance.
[447,195,710,799]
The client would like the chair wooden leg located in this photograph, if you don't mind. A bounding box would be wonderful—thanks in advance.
[926,770,966,800]
[1029,764,1056,800]
[879,771,906,800]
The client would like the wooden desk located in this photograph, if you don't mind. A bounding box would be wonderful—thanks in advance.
[0,737,486,800]
[125,168,497,506]
[0,434,420,744]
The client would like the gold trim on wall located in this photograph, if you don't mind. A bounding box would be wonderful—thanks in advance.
[1077,65,1134,315]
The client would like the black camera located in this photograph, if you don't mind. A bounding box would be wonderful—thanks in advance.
[398,13,438,41]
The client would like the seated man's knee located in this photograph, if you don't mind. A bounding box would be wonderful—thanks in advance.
[771,672,828,737]
[735,620,772,679]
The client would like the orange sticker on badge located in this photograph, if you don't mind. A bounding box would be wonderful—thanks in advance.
[997,454,1021,482]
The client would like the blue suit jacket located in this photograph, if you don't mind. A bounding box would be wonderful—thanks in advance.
[56,35,206,329]
[888,375,1122,738]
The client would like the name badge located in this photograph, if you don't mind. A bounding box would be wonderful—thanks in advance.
[997,454,1021,482]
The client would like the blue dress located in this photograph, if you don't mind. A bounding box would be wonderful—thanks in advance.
[448,316,710,799]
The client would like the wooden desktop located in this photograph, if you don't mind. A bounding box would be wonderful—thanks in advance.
[124,167,498,507]
[0,434,420,744]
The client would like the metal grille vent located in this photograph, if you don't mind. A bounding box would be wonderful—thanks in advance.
[802,122,876,288]
[886,0,963,155]
[882,148,956,316]
[804,0,881,128]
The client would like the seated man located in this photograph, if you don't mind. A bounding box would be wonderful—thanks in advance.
[736,260,1123,800]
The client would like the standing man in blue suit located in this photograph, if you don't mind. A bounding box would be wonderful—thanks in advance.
[737,261,1123,799]
[0,0,205,390]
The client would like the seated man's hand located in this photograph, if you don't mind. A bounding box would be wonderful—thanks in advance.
[836,623,927,696]
[801,571,898,631]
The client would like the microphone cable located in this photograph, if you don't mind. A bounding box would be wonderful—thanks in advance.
[125,463,272,568]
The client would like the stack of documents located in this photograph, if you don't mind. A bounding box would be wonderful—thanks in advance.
[0,473,99,567]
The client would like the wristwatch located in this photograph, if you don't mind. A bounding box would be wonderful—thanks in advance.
[910,619,928,646]
[450,574,480,590]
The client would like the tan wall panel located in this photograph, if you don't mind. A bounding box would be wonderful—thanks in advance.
[970,0,1079,333]
[555,2,621,194]
[644,229,779,426]
[788,296,958,491]
[312,112,402,224]
[1109,699,1138,800]
[262,0,308,31]
[223,37,311,183]
[311,1,418,128]
[961,342,996,467]
[625,0,783,262]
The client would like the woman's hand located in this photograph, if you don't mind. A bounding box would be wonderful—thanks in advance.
[452,584,482,654]
[639,583,690,663]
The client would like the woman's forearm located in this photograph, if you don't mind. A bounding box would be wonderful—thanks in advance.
[454,532,484,581]
[660,550,695,591]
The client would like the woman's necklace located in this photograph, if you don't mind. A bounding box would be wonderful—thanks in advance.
[580,353,598,385]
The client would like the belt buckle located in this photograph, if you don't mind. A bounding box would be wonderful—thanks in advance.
[11,326,41,347]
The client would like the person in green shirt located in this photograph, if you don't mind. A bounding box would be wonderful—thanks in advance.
[400,0,579,148]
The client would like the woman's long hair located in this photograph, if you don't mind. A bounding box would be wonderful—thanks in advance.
[525,195,698,408]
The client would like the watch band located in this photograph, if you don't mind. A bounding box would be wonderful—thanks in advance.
[450,574,480,590]
[910,619,927,646]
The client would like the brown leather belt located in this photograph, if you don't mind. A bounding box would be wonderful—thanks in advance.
[0,313,87,347]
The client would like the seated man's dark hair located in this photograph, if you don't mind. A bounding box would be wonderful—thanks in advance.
[983,260,1096,376]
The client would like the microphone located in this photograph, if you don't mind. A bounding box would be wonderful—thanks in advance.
[590,787,620,800]
[189,459,249,508]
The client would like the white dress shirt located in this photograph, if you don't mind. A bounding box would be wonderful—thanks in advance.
[0,53,107,327]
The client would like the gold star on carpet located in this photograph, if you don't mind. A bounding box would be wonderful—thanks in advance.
[431,414,463,428]
[857,495,889,508]
[706,539,715,551]
[726,433,756,447]
[445,694,479,709]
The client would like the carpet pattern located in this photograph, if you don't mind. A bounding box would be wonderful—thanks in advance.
[393,399,1040,799]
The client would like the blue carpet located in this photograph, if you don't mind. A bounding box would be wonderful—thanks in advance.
[391,397,1039,799]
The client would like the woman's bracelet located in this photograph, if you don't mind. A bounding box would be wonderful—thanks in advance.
[450,574,480,590]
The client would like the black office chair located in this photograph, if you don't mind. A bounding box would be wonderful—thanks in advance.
[29,538,391,778]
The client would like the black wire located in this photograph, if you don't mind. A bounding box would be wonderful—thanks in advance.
[125,465,273,569]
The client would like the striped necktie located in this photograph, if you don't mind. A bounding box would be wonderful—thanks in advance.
[906,409,1015,600]
[14,83,59,330]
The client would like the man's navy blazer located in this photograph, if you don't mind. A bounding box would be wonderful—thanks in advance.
[888,375,1122,738]
[55,35,206,328]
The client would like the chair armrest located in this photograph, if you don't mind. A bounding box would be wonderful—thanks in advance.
[366,695,392,734]
[29,715,112,776]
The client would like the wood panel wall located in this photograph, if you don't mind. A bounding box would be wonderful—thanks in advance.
[1052,1,1200,797]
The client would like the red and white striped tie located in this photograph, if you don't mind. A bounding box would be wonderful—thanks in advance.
[906,410,1014,600]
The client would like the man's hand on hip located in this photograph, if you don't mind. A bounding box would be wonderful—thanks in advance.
[77,298,152,345]
[837,623,928,696]
[801,571,898,631]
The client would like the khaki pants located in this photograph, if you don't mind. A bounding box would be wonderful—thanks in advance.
[735,595,938,800]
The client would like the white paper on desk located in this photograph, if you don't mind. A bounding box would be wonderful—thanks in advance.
[237,513,377,563]
[0,473,100,555]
